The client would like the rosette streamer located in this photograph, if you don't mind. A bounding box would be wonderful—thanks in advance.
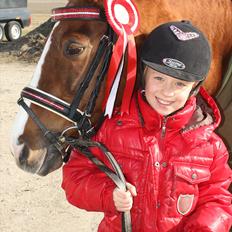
[103,0,140,117]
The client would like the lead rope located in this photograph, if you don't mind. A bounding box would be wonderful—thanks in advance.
[64,138,132,232]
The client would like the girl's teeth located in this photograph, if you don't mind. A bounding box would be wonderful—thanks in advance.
[157,98,173,105]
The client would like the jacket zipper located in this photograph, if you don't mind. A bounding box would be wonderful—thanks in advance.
[154,117,168,228]
[161,117,167,138]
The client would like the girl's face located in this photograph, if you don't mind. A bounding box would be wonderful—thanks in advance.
[144,67,196,116]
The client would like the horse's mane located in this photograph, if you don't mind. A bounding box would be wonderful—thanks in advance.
[67,0,104,7]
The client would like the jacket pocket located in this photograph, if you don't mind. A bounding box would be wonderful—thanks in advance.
[172,162,211,216]
[174,162,211,184]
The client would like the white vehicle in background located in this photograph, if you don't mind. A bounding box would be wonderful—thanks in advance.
[0,0,31,41]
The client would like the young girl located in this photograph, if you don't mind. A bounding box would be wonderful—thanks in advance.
[62,21,232,231]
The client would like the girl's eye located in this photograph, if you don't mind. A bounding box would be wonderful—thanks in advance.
[176,82,186,87]
[153,76,164,81]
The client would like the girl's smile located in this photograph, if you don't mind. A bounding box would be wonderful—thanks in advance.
[155,97,175,106]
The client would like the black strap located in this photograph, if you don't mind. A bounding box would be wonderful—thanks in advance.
[17,98,66,156]
[20,87,95,138]
[85,36,113,117]
[69,34,110,119]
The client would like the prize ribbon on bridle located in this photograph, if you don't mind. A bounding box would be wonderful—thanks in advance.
[103,0,140,117]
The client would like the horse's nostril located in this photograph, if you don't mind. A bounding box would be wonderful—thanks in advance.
[18,145,29,165]
[17,135,24,145]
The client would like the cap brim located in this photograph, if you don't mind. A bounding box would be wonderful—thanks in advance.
[143,60,204,82]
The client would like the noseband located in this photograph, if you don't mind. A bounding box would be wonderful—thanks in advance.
[17,6,132,232]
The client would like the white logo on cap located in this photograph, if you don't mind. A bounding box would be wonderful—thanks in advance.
[163,58,186,70]
[170,25,199,41]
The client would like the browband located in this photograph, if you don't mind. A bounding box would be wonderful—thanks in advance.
[51,6,106,21]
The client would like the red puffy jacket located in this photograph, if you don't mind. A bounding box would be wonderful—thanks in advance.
[62,87,232,231]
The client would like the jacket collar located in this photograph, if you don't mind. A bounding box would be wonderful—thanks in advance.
[180,87,221,142]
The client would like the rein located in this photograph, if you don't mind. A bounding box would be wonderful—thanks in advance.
[18,6,132,232]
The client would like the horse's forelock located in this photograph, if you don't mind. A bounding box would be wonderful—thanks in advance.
[67,0,104,7]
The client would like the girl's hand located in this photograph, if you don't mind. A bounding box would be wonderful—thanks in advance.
[113,182,137,212]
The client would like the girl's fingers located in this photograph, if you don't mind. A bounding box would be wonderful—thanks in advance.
[113,183,137,212]
[114,201,132,209]
[126,182,137,196]
[114,198,133,212]
[114,194,132,204]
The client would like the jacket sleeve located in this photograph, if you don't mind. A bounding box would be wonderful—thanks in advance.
[182,140,232,232]
[61,122,118,214]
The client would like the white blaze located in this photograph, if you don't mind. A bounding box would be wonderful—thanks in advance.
[30,22,60,87]
[10,22,60,157]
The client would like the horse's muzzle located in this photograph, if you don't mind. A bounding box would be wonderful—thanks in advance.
[13,143,63,176]
[36,145,63,176]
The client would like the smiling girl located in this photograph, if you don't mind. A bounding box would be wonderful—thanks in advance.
[62,21,232,231]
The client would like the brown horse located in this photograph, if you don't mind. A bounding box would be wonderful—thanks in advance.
[10,0,232,175]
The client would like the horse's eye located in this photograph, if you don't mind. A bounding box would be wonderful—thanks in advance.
[64,42,85,57]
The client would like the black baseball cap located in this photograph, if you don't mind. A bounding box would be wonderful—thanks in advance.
[141,21,212,82]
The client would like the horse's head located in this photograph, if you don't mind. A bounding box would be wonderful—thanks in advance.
[10,0,115,175]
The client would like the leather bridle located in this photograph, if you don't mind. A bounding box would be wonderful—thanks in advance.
[19,31,112,139]
[17,6,132,232]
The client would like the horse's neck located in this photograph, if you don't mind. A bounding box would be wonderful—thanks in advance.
[134,0,179,35]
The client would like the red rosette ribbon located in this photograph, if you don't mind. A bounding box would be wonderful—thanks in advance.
[103,0,140,117]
